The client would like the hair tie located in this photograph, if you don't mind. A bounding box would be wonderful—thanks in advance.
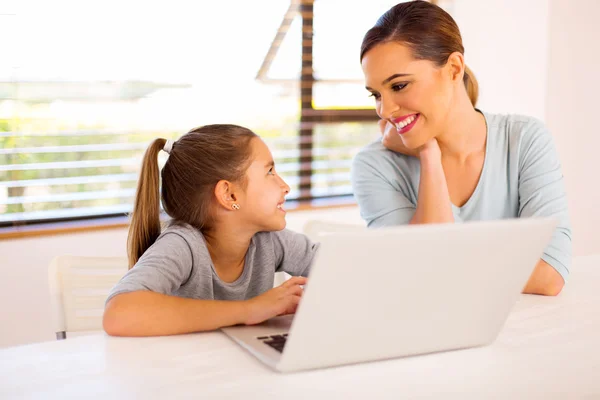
[163,139,174,154]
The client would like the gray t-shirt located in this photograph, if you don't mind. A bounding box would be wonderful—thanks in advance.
[107,223,319,303]
[351,110,572,281]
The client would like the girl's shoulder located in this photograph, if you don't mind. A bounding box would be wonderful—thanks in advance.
[252,229,311,246]
[253,229,318,256]
[158,221,206,249]
[253,229,319,276]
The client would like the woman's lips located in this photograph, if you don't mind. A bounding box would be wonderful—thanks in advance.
[393,114,419,135]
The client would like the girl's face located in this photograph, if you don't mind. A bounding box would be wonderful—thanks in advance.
[237,138,290,232]
[361,41,456,150]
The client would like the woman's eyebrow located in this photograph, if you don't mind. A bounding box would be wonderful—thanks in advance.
[366,73,413,90]
[382,73,412,84]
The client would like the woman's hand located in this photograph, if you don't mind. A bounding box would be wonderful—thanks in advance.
[379,119,441,160]
[380,119,420,157]
[244,276,306,325]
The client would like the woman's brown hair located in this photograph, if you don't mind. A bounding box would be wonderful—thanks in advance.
[127,124,257,268]
[360,0,478,106]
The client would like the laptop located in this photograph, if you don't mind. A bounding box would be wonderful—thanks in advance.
[221,217,557,373]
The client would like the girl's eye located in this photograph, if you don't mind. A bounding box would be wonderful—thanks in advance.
[268,167,274,175]
[368,92,381,100]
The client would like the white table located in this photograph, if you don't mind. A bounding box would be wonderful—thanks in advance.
[1,256,599,399]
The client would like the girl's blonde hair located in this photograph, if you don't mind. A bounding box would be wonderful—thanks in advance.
[127,124,257,269]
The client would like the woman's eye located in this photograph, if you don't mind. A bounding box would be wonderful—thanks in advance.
[391,83,408,92]
[268,167,274,175]
[368,92,381,100]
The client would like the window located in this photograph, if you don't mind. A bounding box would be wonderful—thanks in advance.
[0,0,413,226]
[256,0,403,200]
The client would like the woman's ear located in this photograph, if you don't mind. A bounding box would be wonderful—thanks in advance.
[214,180,238,210]
[446,51,465,83]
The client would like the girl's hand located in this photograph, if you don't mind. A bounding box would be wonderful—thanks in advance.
[379,119,441,160]
[244,276,307,325]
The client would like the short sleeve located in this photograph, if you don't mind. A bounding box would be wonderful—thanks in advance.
[272,229,319,277]
[106,232,193,303]
[518,119,572,281]
[351,149,416,227]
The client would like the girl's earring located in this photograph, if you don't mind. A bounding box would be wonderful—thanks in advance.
[232,203,240,210]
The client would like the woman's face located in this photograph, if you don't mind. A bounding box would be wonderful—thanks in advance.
[361,41,456,150]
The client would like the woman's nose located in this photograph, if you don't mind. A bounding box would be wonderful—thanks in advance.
[378,94,399,120]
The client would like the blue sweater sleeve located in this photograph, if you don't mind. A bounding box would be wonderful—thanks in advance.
[517,119,572,281]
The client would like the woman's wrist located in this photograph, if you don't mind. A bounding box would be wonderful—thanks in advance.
[418,138,442,165]
[419,150,442,171]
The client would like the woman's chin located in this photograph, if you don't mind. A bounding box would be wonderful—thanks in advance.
[400,137,422,151]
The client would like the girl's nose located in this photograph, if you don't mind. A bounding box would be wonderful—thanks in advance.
[280,177,290,194]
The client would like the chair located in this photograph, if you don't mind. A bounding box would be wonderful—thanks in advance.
[48,255,128,340]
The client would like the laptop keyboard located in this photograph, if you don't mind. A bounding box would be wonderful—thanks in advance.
[257,334,288,353]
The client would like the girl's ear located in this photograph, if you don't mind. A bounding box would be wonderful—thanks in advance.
[214,180,238,210]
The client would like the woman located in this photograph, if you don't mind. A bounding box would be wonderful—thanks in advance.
[351,0,570,296]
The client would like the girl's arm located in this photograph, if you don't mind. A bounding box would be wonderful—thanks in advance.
[103,291,248,336]
[103,276,306,336]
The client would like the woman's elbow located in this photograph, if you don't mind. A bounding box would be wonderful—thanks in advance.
[523,270,565,296]
[523,259,566,296]
[523,282,564,296]
[542,277,565,296]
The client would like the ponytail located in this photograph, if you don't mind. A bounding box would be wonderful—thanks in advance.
[463,65,479,107]
[127,138,167,269]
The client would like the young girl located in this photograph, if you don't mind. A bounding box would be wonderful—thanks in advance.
[103,124,318,336]
[352,0,571,296]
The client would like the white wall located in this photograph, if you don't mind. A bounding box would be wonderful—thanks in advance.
[545,0,600,256]
[0,207,363,348]
[452,0,550,120]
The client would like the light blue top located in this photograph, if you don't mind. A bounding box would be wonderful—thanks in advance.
[351,111,572,281]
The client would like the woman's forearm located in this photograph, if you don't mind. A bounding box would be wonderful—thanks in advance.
[103,291,248,337]
[411,151,454,224]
